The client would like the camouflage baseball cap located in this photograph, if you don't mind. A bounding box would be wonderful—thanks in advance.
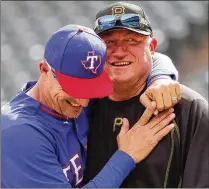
[94,2,153,36]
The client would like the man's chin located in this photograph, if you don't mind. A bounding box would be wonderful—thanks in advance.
[64,111,82,119]
[112,77,131,84]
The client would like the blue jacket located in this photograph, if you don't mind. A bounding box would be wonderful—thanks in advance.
[2,82,135,188]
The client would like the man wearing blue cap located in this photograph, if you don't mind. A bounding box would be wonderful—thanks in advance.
[2,24,177,188]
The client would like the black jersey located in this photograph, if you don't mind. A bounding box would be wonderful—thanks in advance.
[84,85,208,187]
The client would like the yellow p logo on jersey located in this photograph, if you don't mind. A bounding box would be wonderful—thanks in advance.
[113,117,123,132]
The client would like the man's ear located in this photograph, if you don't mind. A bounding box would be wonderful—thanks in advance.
[149,37,158,55]
[39,60,50,74]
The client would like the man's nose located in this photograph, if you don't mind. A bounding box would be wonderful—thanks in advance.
[112,45,128,59]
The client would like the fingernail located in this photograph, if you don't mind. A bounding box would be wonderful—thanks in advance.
[170,113,175,118]
[151,101,155,107]
[169,123,175,128]
[169,108,174,113]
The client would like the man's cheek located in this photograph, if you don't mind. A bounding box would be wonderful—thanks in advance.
[104,64,115,81]
[104,64,109,72]
[144,48,152,64]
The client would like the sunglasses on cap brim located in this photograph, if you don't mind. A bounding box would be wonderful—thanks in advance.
[94,13,152,36]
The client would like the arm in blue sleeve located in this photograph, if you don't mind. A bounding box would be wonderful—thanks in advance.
[84,150,135,188]
[2,124,72,188]
[2,124,135,188]
[147,52,179,86]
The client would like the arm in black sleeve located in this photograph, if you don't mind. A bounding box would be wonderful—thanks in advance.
[182,98,209,187]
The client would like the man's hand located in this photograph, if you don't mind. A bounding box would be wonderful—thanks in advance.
[140,79,182,115]
[117,102,175,163]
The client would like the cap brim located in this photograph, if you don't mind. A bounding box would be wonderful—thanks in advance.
[97,26,151,36]
[55,70,113,99]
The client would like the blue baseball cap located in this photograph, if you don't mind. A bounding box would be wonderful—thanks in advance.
[44,24,113,99]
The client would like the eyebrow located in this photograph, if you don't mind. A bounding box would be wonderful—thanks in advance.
[126,31,135,35]
[100,32,113,38]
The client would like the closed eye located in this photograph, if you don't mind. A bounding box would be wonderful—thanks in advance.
[127,38,135,41]
[105,39,115,45]
[124,38,138,44]
[65,100,71,104]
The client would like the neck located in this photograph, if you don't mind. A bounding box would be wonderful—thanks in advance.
[109,78,146,101]
[26,81,41,102]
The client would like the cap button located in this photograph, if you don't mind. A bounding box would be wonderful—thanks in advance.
[78,28,83,32]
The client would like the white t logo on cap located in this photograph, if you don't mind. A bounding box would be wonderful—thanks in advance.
[81,51,102,74]
[87,55,98,69]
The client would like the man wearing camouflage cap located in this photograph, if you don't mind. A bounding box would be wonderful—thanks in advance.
[85,2,208,188]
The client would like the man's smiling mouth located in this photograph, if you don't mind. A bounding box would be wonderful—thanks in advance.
[111,62,132,67]
[66,100,81,107]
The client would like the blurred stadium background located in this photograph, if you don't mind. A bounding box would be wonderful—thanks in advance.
[1,1,208,105]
